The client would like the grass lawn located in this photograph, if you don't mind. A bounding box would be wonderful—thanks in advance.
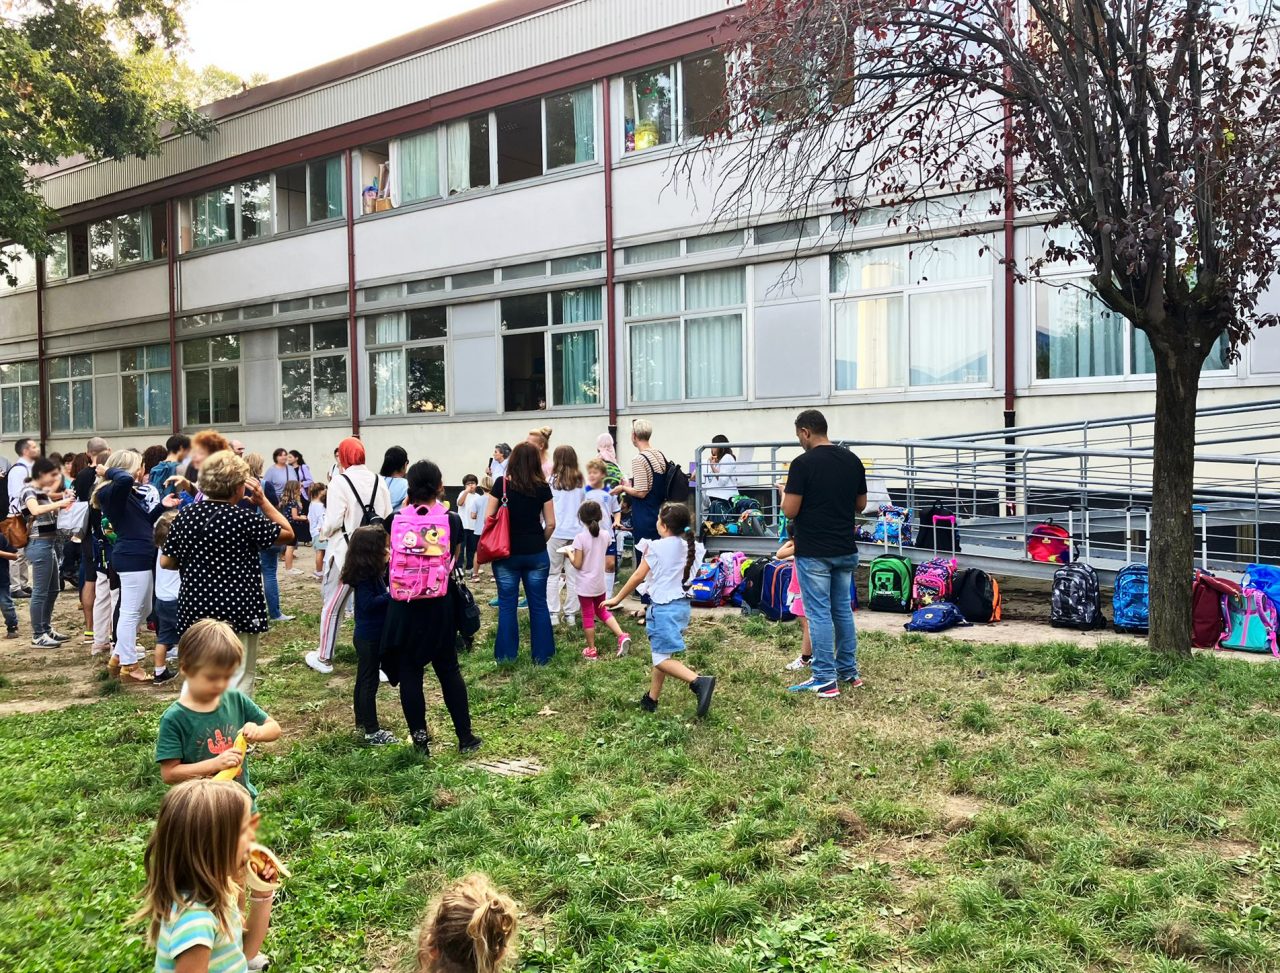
[3,595,1280,972]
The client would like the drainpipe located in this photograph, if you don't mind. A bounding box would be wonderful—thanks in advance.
[1002,0,1017,515]
[345,147,361,437]
[35,259,46,452]
[602,76,618,443]
[167,198,180,434]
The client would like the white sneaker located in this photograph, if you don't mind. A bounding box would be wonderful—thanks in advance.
[784,655,812,671]
[305,650,333,674]
[247,952,271,971]
[271,614,295,623]
[286,568,303,575]
[378,669,389,684]
[31,633,61,649]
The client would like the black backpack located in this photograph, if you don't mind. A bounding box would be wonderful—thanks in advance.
[1050,562,1106,630]
[740,558,771,610]
[340,473,388,537]
[915,503,961,554]
[954,568,999,623]
[642,452,690,504]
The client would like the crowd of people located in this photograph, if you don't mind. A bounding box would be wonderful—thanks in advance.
[2,408,867,972]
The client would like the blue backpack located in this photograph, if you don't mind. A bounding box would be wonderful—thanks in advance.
[904,603,970,633]
[705,497,734,525]
[1242,564,1280,608]
[1112,564,1150,634]
[760,560,794,622]
[689,561,725,608]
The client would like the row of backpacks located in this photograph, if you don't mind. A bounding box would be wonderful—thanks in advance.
[867,554,1002,629]
[689,552,857,621]
[1192,565,1280,655]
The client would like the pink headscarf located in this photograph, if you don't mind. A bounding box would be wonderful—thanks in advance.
[596,433,617,465]
[337,437,366,469]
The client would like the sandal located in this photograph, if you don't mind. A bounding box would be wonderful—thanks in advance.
[106,654,121,677]
[119,663,150,682]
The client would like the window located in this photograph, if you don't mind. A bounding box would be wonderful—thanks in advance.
[625,269,745,402]
[1132,330,1231,375]
[89,220,115,272]
[496,99,543,185]
[367,308,448,416]
[187,179,273,251]
[545,87,596,169]
[398,130,440,204]
[120,344,172,429]
[624,240,681,265]
[551,252,603,275]
[447,115,491,195]
[624,65,676,153]
[309,157,344,223]
[686,229,744,253]
[681,52,727,139]
[452,269,495,289]
[275,165,308,232]
[0,361,39,434]
[830,236,993,390]
[278,321,349,421]
[501,289,603,411]
[44,233,68,282]
[2,246,37,289]
[182,335,240,425]
[48,355,94,433]
[755,219,822,245]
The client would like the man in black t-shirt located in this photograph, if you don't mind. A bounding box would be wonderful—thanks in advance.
[778,410,867,698]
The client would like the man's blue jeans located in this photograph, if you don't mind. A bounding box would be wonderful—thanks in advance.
[494,551,555,665]
[796,553,859,686]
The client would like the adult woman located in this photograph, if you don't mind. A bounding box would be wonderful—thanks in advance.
[93,450,178,678]
[263,448,291,499]
[596,433,623,490]
[244,453,291,623]
[486,442,555,664]
[528,426,554,479]
[286,449,313,546]
[380,446,409,512]
[381,460,481,755]
[705,434,740,505]
[138,444,167,510]
[612,419,667,566]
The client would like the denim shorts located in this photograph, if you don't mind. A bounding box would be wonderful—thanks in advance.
[646,599,691,665]
[154,598,180,646]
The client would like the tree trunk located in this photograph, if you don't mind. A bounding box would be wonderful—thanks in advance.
[1148,341,1204,657]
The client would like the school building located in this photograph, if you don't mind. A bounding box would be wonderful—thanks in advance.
[6,0,1279,476]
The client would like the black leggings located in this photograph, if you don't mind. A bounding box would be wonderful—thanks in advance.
[353,636,382,732]
[399,640,473,742]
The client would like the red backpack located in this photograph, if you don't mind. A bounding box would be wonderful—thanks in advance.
[1027,520,1071,563]
[1191,570,1240,648]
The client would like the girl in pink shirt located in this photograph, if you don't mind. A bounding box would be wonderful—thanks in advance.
[568,500,631,660]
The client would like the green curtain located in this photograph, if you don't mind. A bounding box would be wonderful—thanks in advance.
[571,86,595,164]
[555,330,598,405]
[399,131,439,203]
[324,157,343,219]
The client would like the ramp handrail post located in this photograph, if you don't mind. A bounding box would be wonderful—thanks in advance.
[1256,461,1262,561]
[1021,449,1030,558]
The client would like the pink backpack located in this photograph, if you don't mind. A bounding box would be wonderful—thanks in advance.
[719,551,747,594]
[388,504,453,602]
[912,557,957,610]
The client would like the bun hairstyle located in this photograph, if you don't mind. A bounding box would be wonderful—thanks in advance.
[91,449,143,509]
[578,499,603,538]
[417,873,518,973]
[658,502,696,584]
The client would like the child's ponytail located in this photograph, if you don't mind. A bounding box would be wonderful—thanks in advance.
[578,499,602,539]
[657,502,696,584]
[418,873,519,973]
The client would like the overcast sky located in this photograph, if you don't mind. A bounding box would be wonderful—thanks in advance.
[182,0,496,81]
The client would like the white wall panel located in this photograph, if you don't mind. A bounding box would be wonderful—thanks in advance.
[44,266,168,334]
[754,301,822,399]
[451,335,499,415]
[0,292,37,341]
[179,228,347,310]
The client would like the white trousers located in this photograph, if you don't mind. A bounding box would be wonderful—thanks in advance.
[114,570,154,666]
[92,571,119,651]
[546,538,578,618]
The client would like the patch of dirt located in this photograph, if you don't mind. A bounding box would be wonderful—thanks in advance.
[0,697,86,716]
[940,794,984,833]
[1211,837,1256,859]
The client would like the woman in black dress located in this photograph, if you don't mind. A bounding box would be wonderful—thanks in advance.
[380,460,481,757]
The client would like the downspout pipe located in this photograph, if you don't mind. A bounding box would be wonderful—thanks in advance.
[167,198,180,434]
[345,147,361,437]
[602,76,618,443]
[35,258,46,452]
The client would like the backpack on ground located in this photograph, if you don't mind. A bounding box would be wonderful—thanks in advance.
[1050,562,1106,629]
[705,497,734,525]
[869,504,912,547]
[912,557,957,610]
[1027,519,1071,563]
[1241,564,1280,610]
[341,473,388,537]
[389,504,453,601]
[1219,588,1279,656]
[760,560,795,621]
[953,568,1001,623]
[868,554,913,612]
[904,602,970,633]
[915,503,961,555]
[741,558,771,610]
[1112,564,1150,634]
[1192,570,1241,648]
[689,560,726,608]
[719,551,747,595]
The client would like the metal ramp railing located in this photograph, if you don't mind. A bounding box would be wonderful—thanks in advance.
[693,434,1280,584]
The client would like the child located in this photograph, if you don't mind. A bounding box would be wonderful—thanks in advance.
[606,503,716,718]
[456,475,485,581]
[279,481,306,574]
[137,778,276,973]
[153,511,181,685]
[308,482,328,579]
[417,874,519,973]
[155,618,282,808]
[775,537,814,672]
[547,446,585,626]
[0,531,18,639]
[584,459,621,596]
[341,525,395,746]
[569,500,630,660]
[22,457,75,648]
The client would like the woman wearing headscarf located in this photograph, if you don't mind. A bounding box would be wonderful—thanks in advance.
[305,437,392,674]
[596,433,623,490]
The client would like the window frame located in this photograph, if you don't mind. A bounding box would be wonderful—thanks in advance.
[277,320,351,422]
[619,54,730,156]
[47,354,95,434]
[186,179,275,252]
[499,287,606,413]
[364,308,451,419]
[180,335,243,426]
[0,360,41,436]
[119,343,174,431]
[623,270,748,405]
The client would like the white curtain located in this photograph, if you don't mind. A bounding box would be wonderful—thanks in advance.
[374,313,406,344]
[625,277,680,317]
[909,289,989,385]
[571,86,595,163]
[447,120,471,194]
[371,351,404,415]
[1040,284,1123,379]
[685,314,742,398]
[399,130,439,203]
[557,287,602,323]
[140,211,154,262]
[911,235,991,284]
[629,320,680,402]
[834,297,903,390]
[684,268,744,310]
[832,246,908,293]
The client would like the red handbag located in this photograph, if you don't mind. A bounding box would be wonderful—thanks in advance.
[476,493,510,565]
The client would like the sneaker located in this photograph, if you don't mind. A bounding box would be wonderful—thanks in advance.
[784,655,812,671]
[166,647,179,661]
[271,614,295,623]
[788,678,840,697]
[247,953,271,971]
[378,669,389,684]
[411,729,430,754]
[459,735,483,754]
[11,588,28,599]
[304,650,333,674]
[691,676,717,718]
[841,676,864,688]
[582,646,598,660]
[311,571,323,579]
[30,633,60,648]
[564,615,577,628]
[616,634,631,658]
[4,629,17,640]
[153,667,177,685]
[286,568,304,575]
[365,729,397,746]
[487,596,528,608]
[639,693,658,713]
[48,630,71,643]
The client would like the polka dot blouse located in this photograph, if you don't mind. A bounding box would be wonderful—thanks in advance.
[162,500,282,635]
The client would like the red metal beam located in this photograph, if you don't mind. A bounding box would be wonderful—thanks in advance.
[34,259,46,452]
[167,198,180,433]
[345,147,360,438]
[602,74,618,437]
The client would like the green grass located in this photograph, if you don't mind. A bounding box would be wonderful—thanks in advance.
[3,612,1280,972]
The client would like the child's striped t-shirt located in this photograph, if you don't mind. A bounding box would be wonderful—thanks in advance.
[155,902,245,973]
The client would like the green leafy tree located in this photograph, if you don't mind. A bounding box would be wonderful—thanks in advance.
[0,0,214,280]
[130,48,267,108]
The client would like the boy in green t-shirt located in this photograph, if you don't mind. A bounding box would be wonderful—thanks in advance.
[156,619,282,807]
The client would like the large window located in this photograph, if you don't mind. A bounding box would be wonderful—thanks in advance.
[84,208,166,271]
[626,269,745,402]
[279,321,349,421]
[2,246,37,289]
[0,361,39,435]
[830,237,993,390]
[623,54,728,154]
[121,344,173,429]
[275,156,345,231]
[44,234,68,282]
[48,355,94,433]
[367,308,448,416]
[187,179,273,251]
[182,335,240,425]
[447,115,492,195]
[501,288,603,412]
